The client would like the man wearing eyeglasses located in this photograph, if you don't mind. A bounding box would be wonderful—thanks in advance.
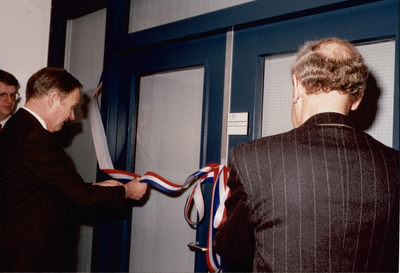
[0,70,19,131]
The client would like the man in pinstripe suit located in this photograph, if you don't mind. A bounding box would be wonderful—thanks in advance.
[213,37,399,272]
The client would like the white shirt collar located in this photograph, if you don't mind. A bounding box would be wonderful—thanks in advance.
[22,107,48,130]
[0,115,11,128]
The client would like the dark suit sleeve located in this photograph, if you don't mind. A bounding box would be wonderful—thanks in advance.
[22,128,125,208]
[213,147,255,266]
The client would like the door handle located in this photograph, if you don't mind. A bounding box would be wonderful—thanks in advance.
[187,242,207,252]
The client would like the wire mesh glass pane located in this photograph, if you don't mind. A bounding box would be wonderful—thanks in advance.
[262,53,296,137]
[130,67,204,272]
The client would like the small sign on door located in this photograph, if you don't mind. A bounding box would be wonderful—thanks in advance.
[227,112,248,135]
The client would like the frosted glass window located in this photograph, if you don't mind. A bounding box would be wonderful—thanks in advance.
[64,9,106,182]
[130,67,204,272]
[262,53,296,137]
[129,0,255,33]
[262,40,396,148]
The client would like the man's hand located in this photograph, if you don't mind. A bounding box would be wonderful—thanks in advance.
[123,177,147,200]
[93,179,123,187]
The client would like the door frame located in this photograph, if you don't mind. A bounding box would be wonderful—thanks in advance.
[121,34,227,271]
[93,13,229,272]
[48,0,399,271]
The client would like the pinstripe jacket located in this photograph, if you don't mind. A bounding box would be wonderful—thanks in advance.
[213,112,399,272]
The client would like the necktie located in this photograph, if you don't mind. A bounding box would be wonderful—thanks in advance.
[0,123,2,133]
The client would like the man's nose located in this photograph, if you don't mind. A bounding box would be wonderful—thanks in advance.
[6,94,13,103]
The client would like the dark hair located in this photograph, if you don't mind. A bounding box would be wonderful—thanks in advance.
[291,37,369,101]
[0,69,19,87]
[26,67,82,101]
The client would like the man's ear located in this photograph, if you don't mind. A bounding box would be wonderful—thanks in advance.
[47,91,59,108]
[350,90,364,111]
[292,75,300,103]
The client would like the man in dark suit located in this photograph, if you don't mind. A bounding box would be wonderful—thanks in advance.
[0,69,19,131]
[213,38,399,272]
[0,67,147,272]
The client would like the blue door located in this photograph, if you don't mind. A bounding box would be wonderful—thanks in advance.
[225,0,398,270]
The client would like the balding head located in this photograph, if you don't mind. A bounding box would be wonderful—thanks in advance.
[291,38,368,101]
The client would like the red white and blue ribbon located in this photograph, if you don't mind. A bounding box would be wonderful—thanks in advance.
[90,80,230,272]
[184,163,230,271]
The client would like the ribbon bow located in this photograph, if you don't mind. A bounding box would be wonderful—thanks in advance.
[184,163,230,271]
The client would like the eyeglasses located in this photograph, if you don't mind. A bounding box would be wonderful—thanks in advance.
[0,93,20,101]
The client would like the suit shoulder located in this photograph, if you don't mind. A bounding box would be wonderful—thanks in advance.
[363,132,399,155]
[231,131,293,151]
[5,108,43,132]
[229,131,293,162]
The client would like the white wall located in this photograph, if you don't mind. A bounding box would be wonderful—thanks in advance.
[0,0,52,108]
